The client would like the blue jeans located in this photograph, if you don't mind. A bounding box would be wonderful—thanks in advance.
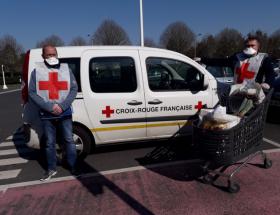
[42,117,77,171]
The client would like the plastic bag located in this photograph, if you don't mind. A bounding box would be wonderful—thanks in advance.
[198,106,241,130]
[229,80,265,104]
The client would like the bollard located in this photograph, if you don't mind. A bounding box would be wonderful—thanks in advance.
[1,64,8,90]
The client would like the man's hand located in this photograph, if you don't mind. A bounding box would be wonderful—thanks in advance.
[261,83,270,90]
[52,104,63,115]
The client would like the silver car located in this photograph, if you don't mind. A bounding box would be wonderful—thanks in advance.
[205,65,234,85]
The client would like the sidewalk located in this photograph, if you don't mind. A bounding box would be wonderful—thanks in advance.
[0,84,21,93]
[0,151,279,215]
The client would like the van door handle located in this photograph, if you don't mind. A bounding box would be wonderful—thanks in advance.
[148,99,163,105]
[127,100,143,106]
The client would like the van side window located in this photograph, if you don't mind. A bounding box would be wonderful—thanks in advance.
[146,57,203,91]
[60,58,81,92]
[89,57,137,93]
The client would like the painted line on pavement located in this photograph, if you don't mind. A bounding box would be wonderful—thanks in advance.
[263,148,280,153]
[0,89,21,95]
[0,142,15,147]
[0,148,32,156]
[0,169,21,180]
[5,136,13,141]
[0,159,202,193]
[263,138,280,148]
[0,157,28,166]
[0,141,26,148]
[0,146,280,192]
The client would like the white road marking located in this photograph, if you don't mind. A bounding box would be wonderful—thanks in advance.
[0,159,202,192]
[0,169,21,180]
[0,89,21,95]
[0,157,28,166]
[0,141,25,148]
[263,138,280,148]
[0,142,14,147]
[263,148,280,153]
[0,136,279,192]
[5,136,13,141]
[0,148,31,156]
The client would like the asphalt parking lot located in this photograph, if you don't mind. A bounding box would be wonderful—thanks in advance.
[0,88,279,215]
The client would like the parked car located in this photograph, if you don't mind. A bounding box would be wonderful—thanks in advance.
[201,64,234,85]
[271,58,280,75]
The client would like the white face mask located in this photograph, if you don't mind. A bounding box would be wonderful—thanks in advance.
[243,47,257,56]
[45,57,59,66]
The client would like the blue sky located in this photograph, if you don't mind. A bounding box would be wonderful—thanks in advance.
[0,0,279,51]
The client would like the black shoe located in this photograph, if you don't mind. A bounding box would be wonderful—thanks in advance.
[71,168,82,178]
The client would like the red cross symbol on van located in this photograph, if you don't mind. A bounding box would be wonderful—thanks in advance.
[102,106,114,118]
[236,63,255,83]
[195,101,204,111]
[39,72,68,100]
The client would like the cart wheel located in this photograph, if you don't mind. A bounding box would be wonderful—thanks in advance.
[227,182,240,193]
[202,174,214,184]
[264,158,272,169]
[201,161,210,174]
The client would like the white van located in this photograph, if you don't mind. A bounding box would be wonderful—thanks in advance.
[22,46,219,157]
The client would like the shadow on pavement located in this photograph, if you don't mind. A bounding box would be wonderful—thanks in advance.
[12,127,47,171]
[136,133,205,182]
[267,106,280,124]
[74,159,156,215]
[13,128,156,214]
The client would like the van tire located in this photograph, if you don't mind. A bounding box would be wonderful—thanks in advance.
[73,125,92,159]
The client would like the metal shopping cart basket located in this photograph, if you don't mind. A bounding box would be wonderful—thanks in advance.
[193,89,273,193]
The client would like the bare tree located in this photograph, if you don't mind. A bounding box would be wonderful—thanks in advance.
[36,35,65,48]
[268,30,280,58]
[214,28,244,57]
[92,19,131,45]
[69,36,87,46]
[0,35,24,79]
[160,21,195,55]
[196,34,216,58]
[144,37,157,47]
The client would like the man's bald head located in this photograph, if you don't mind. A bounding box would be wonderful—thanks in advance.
[42,45,58,60]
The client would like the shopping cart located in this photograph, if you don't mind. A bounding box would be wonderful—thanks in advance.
[193,89,273,193]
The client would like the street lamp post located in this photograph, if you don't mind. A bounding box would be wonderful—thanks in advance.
[87,34,93,45]
[139,0,144,47]
[194,33,202,58]
[1,64,8,90]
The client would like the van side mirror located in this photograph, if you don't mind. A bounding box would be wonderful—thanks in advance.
[188,73,208,92]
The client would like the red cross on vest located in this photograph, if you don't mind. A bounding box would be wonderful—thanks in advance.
[236,63,255,83]
[39,72,68,100]
[195,101,204,110]
[102,106,114,118]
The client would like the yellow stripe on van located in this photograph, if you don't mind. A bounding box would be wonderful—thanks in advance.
[91,120,191,132]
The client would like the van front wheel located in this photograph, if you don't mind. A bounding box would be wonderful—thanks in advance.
[73,125,92,159]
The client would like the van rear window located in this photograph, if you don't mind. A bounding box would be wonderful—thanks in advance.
[60,58,81,92]
[89,57,137,93]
